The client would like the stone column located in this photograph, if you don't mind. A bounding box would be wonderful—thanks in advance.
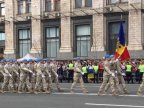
[4,0,16,59]
[128,0,143,57]
[30,0,42,57]
[58,0,73,59]
[90,0,105,59]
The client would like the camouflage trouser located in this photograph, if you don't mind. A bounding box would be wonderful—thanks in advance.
[70,72,86,91]
[2,75,10,91]
[34,74,47,92]
[51,73,61,90]
[13,74,19,91]
[138,74,144,93]
[118,75,128,93]
[18,74,32,92]
[31,75,36,91]
[8,76,14,91]
[104,76,121,93]
[98,75,116,94]
[45,74,52,91]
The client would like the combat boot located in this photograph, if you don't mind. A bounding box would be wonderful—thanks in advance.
[137,91,143,96]
[58,88,63,92]
[97,91,103,96]
[70,89,75,93]
[112,92,119,96]
[123,90,129,94]
[82,89,88,94]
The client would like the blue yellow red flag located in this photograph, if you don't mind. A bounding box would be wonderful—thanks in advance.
[115,22,130,61]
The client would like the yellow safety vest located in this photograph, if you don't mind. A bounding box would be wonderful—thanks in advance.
[69,63,74,70]
[93,65,98,73]
[139,65,144,72]
[82,66,88,74]
[126,65,132,72]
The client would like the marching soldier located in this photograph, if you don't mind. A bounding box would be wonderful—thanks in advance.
[18,60,33,93]
[70,57,88,93]
[97,55,118,96]
[104,58,128,94]
[27,59,36,93]
[49,59,62,92]
[43,58,52,93]
[11,60,20,92]
[0,60,6,93]
[34,59,49,94]
[2,60,13,93]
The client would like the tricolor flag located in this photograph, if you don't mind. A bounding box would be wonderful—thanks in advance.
[114,22,130,61]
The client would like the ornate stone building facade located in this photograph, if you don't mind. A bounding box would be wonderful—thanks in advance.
[0,0,144,59]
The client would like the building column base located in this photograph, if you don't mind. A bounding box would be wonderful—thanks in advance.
[57,52,73,60]
[91,46,105,52]
[59,47,72,53]
[89,51,106,59]
[129,50,144,58]
[128,44,143,50]
[30,48,42,58]
[4,49,16,59]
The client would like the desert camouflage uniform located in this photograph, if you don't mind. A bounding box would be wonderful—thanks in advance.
[34,62,48,94]
[18,62,32,93]
[70,61,88,93]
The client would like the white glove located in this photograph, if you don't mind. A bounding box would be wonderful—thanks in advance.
[55,74,58,77]
[42,74,45,78]
[111,73,115,77]
[115,71,118,74]
[81,72,85,75]
[115,59,119,62]
[30,70,33,73]
[122,73,126,76]
[16,73,19,76]
[48,74,51,78]
[33,73,35,76]
[9,74,12,77]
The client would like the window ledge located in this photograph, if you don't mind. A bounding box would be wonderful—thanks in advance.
[16,13,31,16]
[107,2,128,6]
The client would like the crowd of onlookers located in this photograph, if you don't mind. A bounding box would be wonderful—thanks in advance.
[56,59,144,84]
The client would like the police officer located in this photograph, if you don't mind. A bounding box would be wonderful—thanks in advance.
[70,57,88,93]
[68,61,74,83]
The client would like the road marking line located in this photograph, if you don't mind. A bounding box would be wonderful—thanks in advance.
[53,92,144,97]
[85,103,144,108]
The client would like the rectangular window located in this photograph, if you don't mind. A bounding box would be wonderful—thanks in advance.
[85,0,92,7]
[45,0,52,12]
[0,3,5,16]
[18,29,31,57]
[76,25,91,57]
[108,22,126,54]
[75,0,82,8]
[18,1,24,14]
[46,27,59,58]
[26,0,31,13]
[0,32,5,40]
[54,0,60,11]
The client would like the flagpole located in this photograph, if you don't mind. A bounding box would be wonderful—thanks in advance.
[121,14,123,20]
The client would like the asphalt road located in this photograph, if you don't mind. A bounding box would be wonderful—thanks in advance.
[0,83,144,108]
